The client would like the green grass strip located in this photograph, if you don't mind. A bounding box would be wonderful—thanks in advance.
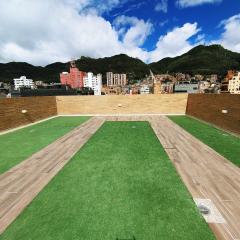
[0,116,90,174]
[169,116,240,167]
[1,122,215,240]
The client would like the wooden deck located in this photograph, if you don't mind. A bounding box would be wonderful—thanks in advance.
[0,115,239,240]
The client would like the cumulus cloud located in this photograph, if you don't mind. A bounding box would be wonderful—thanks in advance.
[214,14,240,52]
[114,15,153,47]
[0,0,226,65]
[0,0,155,65]
[149,23,200,62]
[176,0,222,8]
[155,0,168,13]
[0,1,123,65]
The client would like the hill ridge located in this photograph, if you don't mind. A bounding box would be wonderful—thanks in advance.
[0,45,240,83]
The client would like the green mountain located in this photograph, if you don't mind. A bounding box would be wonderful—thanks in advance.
[0,54,149,84]
[0,45,240,84]
[149,45,240,75]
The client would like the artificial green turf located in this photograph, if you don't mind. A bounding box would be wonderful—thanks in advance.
[169,116,240,167]
[1,122,215,240]
[0,116,90,174]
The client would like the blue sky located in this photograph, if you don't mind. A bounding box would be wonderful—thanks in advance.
[105,0,240,50]
[0,0,239,65]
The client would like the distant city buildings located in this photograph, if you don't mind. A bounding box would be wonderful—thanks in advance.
[8,63,240,97]
[107,72,127,86]
[104,86,122,95]
[83,72,102,96]
[174,81,199,94]
[140,85,151,95]
[210,74,218,83]
[176,73,186,81]
[60,60,85,89]
[151,72,175,94]
[228,72,240,94]
[199,81,211,93]
[103,72,128,95]
[14,76,34,90]
[194,74,204,81]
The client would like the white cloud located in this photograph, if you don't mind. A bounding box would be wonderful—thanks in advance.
[214,14,240,52]
[0,1,127,65]
[155,0,168,13]
[195,34,206,43]
[149,23,200,62]
[114,15,153,47]
[0,1,217,66]
[176,0,222,8]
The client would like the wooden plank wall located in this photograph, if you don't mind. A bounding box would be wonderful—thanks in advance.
[0,97,57,132]
[187,94,240,134]
[56,94,188,115]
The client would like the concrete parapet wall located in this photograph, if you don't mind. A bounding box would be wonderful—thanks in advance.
[56,94,188,115]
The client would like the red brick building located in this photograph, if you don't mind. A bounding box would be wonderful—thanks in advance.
[60,61,86,89]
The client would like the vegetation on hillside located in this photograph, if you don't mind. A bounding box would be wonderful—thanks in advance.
[150,45,240,75]
[0,45,240,84]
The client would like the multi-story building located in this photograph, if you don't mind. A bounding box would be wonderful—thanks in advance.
[152,73,175,94]
[210,74,218,83]
[175,73,186,81]
[228,72,240,94]
[107,72,127,86]
[199,81,211,93]
[154,74,176,82]
[140,85,150,94]
[161,81,174,93]
[83,72,102,96]
[174,81,199,93]
[14,76,34,90]
[106,72,113,86]
[221,70,236,93]
[60,61,85,89]
[195,74,204,81]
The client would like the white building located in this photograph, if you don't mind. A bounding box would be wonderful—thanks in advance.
[199,81,211,93]
[83,72,102,95]
[228,72,240,94]
[140,85,150,94]
[14,76,34,90]
[107,72,127,86]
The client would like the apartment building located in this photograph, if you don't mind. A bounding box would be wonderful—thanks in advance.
[210,74,218,83]
[140,85,150,94]
[199,81,211,93]
[195,74,204,81]
[228,72,240,94]
[14,76,34,90]
[83,72,102,96]
[174,81,199,93]
[107,72,127,86]
[60,61,85,89]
